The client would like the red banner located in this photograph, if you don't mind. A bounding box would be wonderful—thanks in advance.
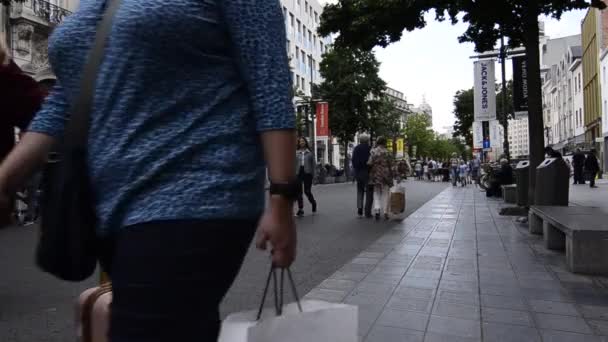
[316,102,329,137]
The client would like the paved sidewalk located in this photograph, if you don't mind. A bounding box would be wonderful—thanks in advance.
[304,186,608,342]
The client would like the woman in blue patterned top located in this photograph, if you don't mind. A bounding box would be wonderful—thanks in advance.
[0,0,297,340]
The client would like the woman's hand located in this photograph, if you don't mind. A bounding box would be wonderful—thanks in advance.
[256,196,297,268]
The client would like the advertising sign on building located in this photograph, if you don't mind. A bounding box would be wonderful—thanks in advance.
[473,121,484,149]
[316,102,330,137]
[396,138,405,158]
[473,60,497,121]
[512,56,529,118]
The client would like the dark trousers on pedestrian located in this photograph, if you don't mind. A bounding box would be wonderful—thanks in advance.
[356,179,373,216]
[365,184,374,217]
[99,219,257,342]
[587,171,597,187]
[297,171,316,210]
[574,166,584,184]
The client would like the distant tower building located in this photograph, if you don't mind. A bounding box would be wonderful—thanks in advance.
[411,95,433,124]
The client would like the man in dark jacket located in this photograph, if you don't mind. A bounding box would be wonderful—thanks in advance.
[584,149,600,188]
[352,134,373,217]
[572,148,586,185]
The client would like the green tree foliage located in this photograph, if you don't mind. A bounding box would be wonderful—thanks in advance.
[404,113,434,158]
[317,46,386,145]
[452,88,474,147]
[371,96,405,142]
[319,0,606,204]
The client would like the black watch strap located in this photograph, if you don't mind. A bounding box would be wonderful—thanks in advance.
[269,181,299,200]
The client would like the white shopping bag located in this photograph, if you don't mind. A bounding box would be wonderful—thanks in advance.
[389,181,407,220]
[218,300,358,342]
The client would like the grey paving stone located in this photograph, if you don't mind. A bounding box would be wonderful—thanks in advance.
[319,279,358,292]
[432,301,480,321]
[423,332,480,342]
[352,281,397,297]
[359,252,388,259]
[480,294,528,311]
[480,285,525,298]
[481,307,534,326]
[436,290,480,306]
[386,296,434,313]
[540,330,605,342]
[352,257,383,265]
[533,313,593,334]
[528,300,581,316]
[341,263,377,274]
[304,288,348,303]
[398,277,440,290]
[519,279,564,291]
[427,315,481,339]
[365,271,404,285]
[394,287,437,300]
[523,288,573,303]
[578,304,608,321]
[406,270,443,280]
[439,280,478,293]
[374,265,409,276]
[376,309,430,331]
[344,292,391,307]
[330,271,369,282]
[588,320,608,336]
[482,320,542,342]
[365,326,425,342]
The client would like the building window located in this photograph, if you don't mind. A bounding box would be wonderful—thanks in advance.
[305,1,308,13]
[286,39,290,54]
[290,13,295,28]
[296,75,300,89]
[320,41,324,53]
[314,11,318,23]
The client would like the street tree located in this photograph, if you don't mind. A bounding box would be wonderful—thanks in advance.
[404,113,434,158]
[370,96,406,157]
[317,46,386,170]
[319,0,606,204]
[452,88,474,147]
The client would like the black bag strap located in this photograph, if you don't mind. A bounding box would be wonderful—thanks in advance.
[63,0,122,149]
[256,265,303,320]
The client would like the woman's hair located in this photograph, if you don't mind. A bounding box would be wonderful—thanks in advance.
[376,136,387,147]
[298,137,310,150]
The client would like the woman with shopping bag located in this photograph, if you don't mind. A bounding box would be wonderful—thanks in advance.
[368,137,394,221]
[0,0,298,341]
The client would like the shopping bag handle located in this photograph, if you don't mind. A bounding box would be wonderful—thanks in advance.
[256,266,303,320]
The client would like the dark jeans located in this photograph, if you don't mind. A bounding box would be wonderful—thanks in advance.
[574,166,584,184]
[297,172,316,209]
[356,179,373,216]
[100,219,257,342]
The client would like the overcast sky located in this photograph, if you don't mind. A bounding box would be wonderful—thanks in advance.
[317,0,587,132]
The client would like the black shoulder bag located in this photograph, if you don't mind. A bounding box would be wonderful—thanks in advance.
[36,0,122,282]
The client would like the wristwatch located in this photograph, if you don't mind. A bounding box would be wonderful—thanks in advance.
[269,181,300,201]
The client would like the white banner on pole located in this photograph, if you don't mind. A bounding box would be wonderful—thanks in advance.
[473,60,497,121]
[473,121,483,149]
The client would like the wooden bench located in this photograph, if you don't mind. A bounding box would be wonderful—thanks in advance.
[502,184,516,204]
[529,206,608,275]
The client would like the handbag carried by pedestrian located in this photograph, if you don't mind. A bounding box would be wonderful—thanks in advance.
[35,0,122,281]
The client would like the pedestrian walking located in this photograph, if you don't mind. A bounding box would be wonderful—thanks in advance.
[368,137,394,221]
[572,148,586,185]
[296,137,317,216]
[352,134,372,218]
[459,160,469,186]
[423,161,429,182]
[584,149,600,188]
[0,2,298,341]
[449,153,460,186]
[414,160,422,180]
[469,155,481,186]
[0,33,47,228]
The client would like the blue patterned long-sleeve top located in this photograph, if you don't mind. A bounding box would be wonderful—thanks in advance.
[28,0,295,236]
